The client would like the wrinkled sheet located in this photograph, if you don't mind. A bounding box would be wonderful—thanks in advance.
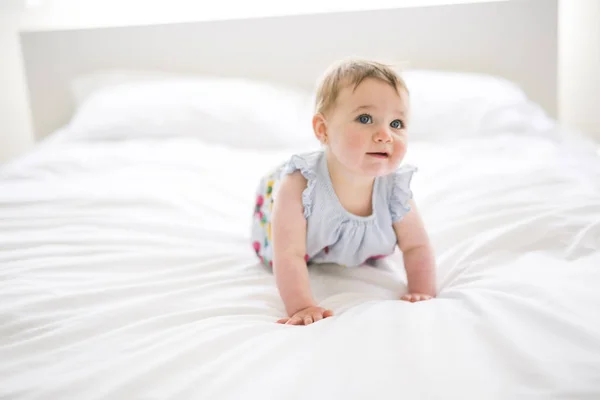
[1,132,599,399]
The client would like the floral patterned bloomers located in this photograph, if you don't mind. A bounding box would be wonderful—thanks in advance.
[251,150,416,268]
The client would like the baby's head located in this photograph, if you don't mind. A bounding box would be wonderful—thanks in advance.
[312,58,410,177]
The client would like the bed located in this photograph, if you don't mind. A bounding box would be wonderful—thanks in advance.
[2,1,600,399]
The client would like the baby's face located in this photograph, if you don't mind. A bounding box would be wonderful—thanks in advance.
[323,78,409,178]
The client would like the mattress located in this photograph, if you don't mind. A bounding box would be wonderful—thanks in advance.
[1,131,599,399]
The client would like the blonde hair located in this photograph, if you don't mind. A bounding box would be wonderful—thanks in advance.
[314,58,408,115]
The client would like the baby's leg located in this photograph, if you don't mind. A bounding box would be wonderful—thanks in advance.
[250,173,277,268]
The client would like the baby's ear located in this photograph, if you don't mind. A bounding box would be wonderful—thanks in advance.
[312,113,328,144]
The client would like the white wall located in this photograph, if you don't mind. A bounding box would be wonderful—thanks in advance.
[17,0,506,30]
[559,0,600,141]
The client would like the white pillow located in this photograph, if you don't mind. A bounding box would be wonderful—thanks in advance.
[66,73,318,150]
[402,70,555,140]
[70,69,179,107]
[65,69,555,149]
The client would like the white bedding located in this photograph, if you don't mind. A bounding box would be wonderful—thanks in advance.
[1,131,600,399]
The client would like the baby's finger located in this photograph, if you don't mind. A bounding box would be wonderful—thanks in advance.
[323,309,334,318]
[303,315,313,325]
[400,295,411,301]
[277,318,289,324]
[312,313,323,322]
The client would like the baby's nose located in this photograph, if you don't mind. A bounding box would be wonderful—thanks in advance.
[374,128,393,142]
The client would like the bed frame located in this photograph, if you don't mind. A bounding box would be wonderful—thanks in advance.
[19,0,558,140]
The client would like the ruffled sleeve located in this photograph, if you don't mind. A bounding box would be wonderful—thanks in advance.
[280,152,321,218]
[389,165,418,222]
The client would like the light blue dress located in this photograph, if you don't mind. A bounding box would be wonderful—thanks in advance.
[250,150,416,268]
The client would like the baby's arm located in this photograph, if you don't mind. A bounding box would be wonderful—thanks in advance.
[393,200,437,301]
[272,171,333,324]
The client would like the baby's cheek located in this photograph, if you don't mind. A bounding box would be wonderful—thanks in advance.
[396,133,407,146]
[391,141,407,162]
[333,133,362,158]
[345,131,368,152]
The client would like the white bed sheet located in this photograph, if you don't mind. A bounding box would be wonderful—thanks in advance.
[1,131,600,399]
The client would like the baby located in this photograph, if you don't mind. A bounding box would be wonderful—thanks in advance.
[251,59,437,325]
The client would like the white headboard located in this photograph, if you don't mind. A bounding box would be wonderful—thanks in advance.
[20,0,558,140]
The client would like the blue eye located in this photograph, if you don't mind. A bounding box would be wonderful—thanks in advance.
[357,114,372,124]
[390,119,404,129]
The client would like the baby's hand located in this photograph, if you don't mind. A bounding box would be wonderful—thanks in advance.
[401,293,433,303]
[276,306,334,325]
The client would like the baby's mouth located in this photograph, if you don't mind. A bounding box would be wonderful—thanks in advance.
[367,152,389,158]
